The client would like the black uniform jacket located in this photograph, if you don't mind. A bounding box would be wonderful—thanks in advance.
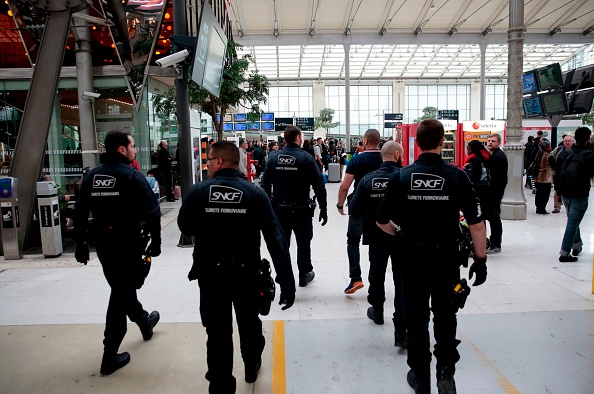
[349,161,401,243]
[178,168,296,292]
[261,143,327,208]
[75,153,161,283]
[377,153,482,247]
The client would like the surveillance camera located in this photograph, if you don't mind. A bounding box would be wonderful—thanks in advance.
[156,49,190,68]
[83,91,101,99]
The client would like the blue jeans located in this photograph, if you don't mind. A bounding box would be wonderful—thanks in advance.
[347,215,364,282]
[560,196,588,255]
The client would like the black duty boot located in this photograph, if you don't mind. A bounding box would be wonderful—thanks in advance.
[407,369,431,394]
[245,359,262,383]
[100,352,130,375]
[141,310,160,340]
[394,330,408,348]
[366,306,384,325]
[436,365,456,394]
[299,271,315,287]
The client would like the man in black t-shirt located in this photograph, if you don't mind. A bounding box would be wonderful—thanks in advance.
[337,129,383,294]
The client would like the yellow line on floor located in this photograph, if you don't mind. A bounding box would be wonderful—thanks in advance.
[461,332,521,394]
[272,320,286,394]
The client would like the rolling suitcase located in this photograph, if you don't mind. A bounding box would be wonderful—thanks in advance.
[328,163,341,183]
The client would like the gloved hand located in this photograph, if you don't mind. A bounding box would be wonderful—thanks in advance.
[75,242,89,265]
[469,256,487,286]
[278,288,295,310]
[146,237,161,257]
[319,208,328,226]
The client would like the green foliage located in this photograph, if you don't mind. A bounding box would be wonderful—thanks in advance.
[414,106,438,123]
[188,40,269,141]
[581,103,594,126]
[314,108,340,132]
[151,87,177,119]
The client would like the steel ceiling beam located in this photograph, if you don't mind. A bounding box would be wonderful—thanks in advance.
[236,32,593,47]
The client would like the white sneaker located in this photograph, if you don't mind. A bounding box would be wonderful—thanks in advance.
[486,246,501,254]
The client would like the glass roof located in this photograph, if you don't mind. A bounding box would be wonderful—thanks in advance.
[237,43,592,81]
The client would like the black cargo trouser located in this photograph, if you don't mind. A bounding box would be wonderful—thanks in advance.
[197,264,264,394]
[97,246,149,357]
[273,204,314,277]
[367,235,405,334]
[400,244,461,379]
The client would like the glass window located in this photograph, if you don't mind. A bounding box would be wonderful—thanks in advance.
[326,84,392,137]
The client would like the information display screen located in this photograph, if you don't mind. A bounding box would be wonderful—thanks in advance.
[234,122,247,131]
[522,95,544,117]
[522,71,538,95]
[535,63,563,91]
[261,122,274,130]
[261,113,274,121]
[540,90,568,116]
[247,122,260,131]
[233,113,247,122]
[222,123,233,131]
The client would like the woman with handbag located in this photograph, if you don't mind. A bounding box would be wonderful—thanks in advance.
[533,140,554,214]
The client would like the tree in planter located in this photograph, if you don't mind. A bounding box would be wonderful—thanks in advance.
[314,108,340,136]
[414,106,438,123]
[189,40,269,141]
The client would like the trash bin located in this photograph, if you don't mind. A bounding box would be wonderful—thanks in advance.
[0,177,23,259]
[36,181,63,257]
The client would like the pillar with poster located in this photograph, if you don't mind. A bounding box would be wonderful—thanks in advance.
[457,121,507,165]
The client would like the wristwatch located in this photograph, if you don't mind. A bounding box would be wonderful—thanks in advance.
[336,203,344,209]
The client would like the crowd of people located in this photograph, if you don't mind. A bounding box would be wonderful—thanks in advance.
[71,123,593,394]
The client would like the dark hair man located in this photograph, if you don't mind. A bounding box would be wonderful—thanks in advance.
[554,127,594,262]
[178,141,295,392]
[349,141,408,346]
[75,130,162,375]
[261,126,328,287]
[376,119,487,393]
[337,129,383,294]
[485,133,508,254]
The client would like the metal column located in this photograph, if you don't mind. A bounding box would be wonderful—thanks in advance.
[479,43,487,120]
[501,0,527,220]
[10,0,89,249]
[74,8,99,170]
[174,0,194,247]
[344,44,351,152]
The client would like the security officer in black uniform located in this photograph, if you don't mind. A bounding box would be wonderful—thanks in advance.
[261,125,328,287]
[349,141,408,344]
[178,141,296,393]
[376,119,488,394]
[75,130,162,375]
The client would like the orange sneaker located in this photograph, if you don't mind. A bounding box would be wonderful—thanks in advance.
[344,280,364,294]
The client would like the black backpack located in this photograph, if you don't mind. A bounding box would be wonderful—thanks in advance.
[557,149,588,194]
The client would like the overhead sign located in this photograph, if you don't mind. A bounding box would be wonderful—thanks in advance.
[384,113,403,129]
[438,110,459,121]
[295,117,315,131]
[275,117,293,132]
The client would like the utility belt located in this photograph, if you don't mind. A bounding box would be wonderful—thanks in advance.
[274,197,316,216]
[209,257,258,271]
[274,200,310,209]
